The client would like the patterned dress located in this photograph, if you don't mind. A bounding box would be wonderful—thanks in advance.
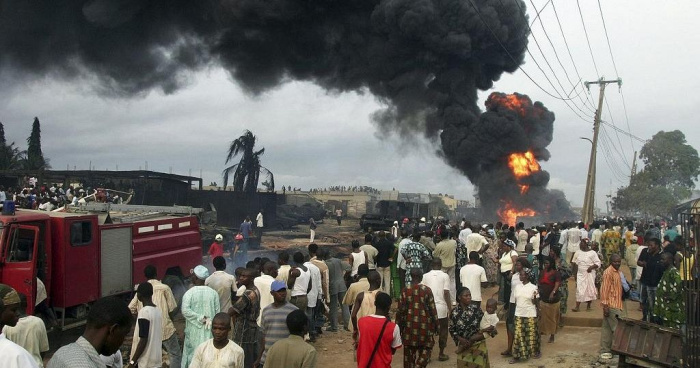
[397,284,438,367]
[450,303,488,368]
[181,286,220,368]
[653,267,685,329]
[556,259,572,315]
[600,230,622,269]
[482,239,499,283]
[401,241,432,285]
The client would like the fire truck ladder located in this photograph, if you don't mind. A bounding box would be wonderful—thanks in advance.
[74,203,204,223]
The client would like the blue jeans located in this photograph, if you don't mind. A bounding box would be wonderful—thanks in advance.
[235,239,249,268]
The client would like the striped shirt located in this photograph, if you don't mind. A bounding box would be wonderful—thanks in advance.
[47,336,105,368]
[600,266,623,310]
[260,302,298,366]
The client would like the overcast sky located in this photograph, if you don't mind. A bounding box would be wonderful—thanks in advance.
[1,0,698,211]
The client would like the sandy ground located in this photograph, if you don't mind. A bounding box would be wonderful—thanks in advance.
[47,220,642,367]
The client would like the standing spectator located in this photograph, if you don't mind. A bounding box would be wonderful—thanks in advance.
[510,270,541,364]
[653,252,685,329]
[600,222,622,268]
[288,252,311,312]
[421,259,452,362]
[433,232,458,303]
[565,222,582,263]
[538,256,561,343]
[356,293,402,368]
[449,287,488,368]
[0,285,38,368]
[182,266,220,368]
[237,217,253,267]
[254,261,279,325]
[128,265,180,368]
[129,283,163,368]
[335,208,343,226]
[391,221,399,239]
[322,249,351,332]
[351,271,382,340]
[571,239,601,312]
[263,310,317,368]
[230,268,261,368]
[256,209,264,241]
[396,269,438,368]
[257,280,298,367]
[516,222,528,253]
[497,239,518,306]
[208,234,225,266]
[349,240,368,278]
[34,277,57,329]
[48,297,132,368]
[638,237,664,322]
[459,252,487,308]
[458,222,472,247]
[205,257,238,316]
[343,265,370,327]
[276,252,292,301]
[402,232,433,286]
[308,244,329,334]
[303,256,323,341]
[309,218,317,243]
[3,293,49,367]
[374,231,394,294]
[361,234,379,270]
[599,254,626,360]
[190,313,244,368]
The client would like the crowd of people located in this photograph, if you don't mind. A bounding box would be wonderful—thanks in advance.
[0,214,691,368]
[0,179,127,212]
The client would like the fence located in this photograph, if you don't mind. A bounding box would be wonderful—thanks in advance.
[681,212,699,367]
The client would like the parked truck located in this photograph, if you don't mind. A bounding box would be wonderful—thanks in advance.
[0,204,203,328]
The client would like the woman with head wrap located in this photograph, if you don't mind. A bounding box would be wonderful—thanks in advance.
[497,237,518,306]
[181,266,220,368]
[449,287,488,368]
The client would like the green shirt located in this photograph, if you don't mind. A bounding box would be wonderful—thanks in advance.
[263,335,317,368]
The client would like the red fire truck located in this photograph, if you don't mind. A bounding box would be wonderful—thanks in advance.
[0,204,203,328]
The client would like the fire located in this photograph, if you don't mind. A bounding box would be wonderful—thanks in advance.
[486,93,531,116]
[498,202,536,226]
[508,151,540,194]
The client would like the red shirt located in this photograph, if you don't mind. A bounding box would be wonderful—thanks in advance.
[357,315,402,368]
[208,242,224,258]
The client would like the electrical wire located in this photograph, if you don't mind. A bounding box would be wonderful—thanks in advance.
[599,128,630,184]
[576,0,601,77]
[603,96,631,169]
[601,121,632,171]
[527,0,597,115]
[550,0,599,113]
[464,0,584,104]
[601,121,646,143]
[502,0,595,121]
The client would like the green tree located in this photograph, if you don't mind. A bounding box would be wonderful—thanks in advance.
[221,130,274,193]
[613,130,700,216]
[0,122,26,170]
[26,117,49,170]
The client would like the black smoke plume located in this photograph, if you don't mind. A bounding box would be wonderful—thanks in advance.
[0,0,571,220]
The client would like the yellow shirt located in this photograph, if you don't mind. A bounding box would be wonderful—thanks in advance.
[680,254,695,281]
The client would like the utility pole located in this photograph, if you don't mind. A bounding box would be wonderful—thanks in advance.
[582,77,622,224]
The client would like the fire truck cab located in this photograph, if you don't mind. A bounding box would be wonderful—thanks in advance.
[0,207,201,328]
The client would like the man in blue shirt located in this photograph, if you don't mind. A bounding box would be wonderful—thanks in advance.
[237,217,253,267]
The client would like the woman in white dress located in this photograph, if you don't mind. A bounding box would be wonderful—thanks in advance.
[571,239,601,312]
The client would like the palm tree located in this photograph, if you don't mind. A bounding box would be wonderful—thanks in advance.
[222,130,274,193]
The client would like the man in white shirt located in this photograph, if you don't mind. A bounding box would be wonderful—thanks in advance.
[304,258,322,342]
[579,222,589,240]
[205,257,238,314]
[0,284,39,368]
[420,258,451,361]
[254,261,278,325]
[256,210,264,241]
[2,295,49,367]
[190,313,244,368]
[129,282,163,368]
[459,252,488,307]
[128,265,180,368]
[465,229,489,256]
[566,222,582,263]
[516,222,528,253]
[529,228,541,256]
[458,222,472,246]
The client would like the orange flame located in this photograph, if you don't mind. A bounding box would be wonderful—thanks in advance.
[487,93,531,116]
[508,151,540,194]
[498,202,536,226]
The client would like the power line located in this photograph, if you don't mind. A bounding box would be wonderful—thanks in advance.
[527,0,597,115]
[601,122,631,171]
[504,0,595,121]
[576,0,601,77]
[603,95,631,168]
[601,121,646,143]
[550,0,599,113]
[464,0,584,104]
[599,128,630,184]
